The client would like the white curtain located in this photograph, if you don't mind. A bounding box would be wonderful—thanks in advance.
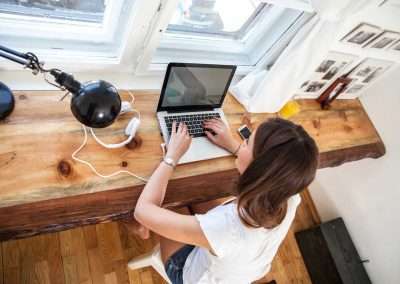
[230,0,375,113]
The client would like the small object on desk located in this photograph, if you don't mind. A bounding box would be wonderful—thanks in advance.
[316,76,352,109]
[278,100,300,119]
[317,60,367,109]
[0,82,15,120]
[90,115,141,149]
[237,124,252,140]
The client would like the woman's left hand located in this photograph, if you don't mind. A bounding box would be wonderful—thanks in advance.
[166,121,192,163]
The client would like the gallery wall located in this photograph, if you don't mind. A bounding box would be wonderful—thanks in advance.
[296,1,400,99]
[307,3,400,283]
[309,63,400,284]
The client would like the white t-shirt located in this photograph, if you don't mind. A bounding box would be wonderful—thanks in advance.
[182,194,301,284]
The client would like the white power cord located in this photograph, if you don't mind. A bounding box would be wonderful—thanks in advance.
[71,91,148,182]
[71,124,148,182]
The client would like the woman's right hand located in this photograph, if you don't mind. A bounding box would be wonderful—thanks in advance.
[203,118,240,154]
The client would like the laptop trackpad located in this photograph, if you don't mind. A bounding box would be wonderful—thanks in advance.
[178,137,231,164]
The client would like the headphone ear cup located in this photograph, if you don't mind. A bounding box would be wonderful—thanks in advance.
[125,117,140,136]
[120,101,133,114]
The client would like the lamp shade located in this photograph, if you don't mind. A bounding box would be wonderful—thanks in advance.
[0,82,14,120]
[70,80,121,128]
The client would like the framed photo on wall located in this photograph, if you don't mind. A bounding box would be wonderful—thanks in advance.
[296,52,359,98]
[389,39,400,51]
[340,23,383,47]
[365,31,400,49]
[341,58,394,98]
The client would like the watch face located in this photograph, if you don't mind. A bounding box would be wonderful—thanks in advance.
[164,157,176,167]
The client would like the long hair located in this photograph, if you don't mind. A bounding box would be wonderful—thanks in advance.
[237,118,319,229]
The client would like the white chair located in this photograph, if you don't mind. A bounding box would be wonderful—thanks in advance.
[127,243,172,284]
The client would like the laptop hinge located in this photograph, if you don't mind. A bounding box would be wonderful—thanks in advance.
[167,107,216,113]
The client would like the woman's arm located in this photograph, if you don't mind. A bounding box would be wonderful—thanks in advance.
[134,121,212,249]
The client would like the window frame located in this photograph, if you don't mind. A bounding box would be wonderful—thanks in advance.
[135,4,313,75]
[0,1,105,23]
[0,0,313,76]
[0,1,125,43]
[166,2,267,39]
[0,0,163,72]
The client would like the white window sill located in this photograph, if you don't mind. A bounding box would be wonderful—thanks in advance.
[0,70,243,93]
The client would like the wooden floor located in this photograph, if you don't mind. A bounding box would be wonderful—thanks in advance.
[0,191,320,284]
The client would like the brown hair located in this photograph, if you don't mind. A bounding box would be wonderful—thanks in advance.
[237,118,319,229]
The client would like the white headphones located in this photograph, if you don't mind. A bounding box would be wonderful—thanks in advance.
[71,91,148,182]
[90,100,141,149]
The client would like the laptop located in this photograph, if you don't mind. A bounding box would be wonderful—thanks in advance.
[157,63,237,164]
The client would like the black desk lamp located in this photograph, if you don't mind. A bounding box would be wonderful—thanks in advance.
[0,45,121,128]
[0,81,14,120]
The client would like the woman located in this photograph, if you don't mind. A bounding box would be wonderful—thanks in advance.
[134,117,319,284]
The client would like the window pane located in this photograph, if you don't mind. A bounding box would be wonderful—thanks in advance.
[0,0,105,23]
[167,0,266,38]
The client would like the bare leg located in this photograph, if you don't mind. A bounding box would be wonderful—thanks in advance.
[120,217,150,240]
[122,206,194,262]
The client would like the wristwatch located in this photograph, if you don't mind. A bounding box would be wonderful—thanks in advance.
[163,156,176,168]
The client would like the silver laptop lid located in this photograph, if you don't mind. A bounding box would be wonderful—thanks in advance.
[157,63,236,113]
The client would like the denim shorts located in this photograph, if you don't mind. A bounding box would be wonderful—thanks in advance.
[165,245,195,284]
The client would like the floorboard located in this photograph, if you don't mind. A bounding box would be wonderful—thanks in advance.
[1,190,319,284]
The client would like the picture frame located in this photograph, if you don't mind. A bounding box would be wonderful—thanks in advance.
[341,58,394,98]
[379,0,400,8]
[340,23,383,47]
[389,39,400,51]
[365,31,400,50]
[316,76,352,109]
[296,52,358,98]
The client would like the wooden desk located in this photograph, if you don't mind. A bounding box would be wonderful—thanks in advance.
[0,90,384,241]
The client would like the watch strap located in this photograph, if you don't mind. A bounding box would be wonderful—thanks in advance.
[163,157,176,168]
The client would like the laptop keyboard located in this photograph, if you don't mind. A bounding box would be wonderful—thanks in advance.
[164,113,221,137]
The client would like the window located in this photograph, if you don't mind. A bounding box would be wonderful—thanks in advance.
[150,0,312,73]
[167,0,265,39]
[0,0,313,74]
[0,0,105,23]
[0,0,138,69]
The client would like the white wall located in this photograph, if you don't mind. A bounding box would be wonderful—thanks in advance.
[309,65,400,283]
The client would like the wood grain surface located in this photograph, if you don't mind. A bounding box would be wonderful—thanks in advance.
[1,190,319,284]
[0,90,384,240]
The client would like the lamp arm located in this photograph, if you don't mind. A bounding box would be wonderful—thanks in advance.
[0,46,30,66]
[0,45,81,93]
[0,45,46,73]
[0,45,30,59]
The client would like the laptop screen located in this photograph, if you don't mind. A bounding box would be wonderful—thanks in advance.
[157,63,236,112]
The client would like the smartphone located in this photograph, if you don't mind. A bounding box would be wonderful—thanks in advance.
[238,124,252,140]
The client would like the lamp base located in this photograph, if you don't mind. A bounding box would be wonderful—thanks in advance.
[0,82,14,120]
